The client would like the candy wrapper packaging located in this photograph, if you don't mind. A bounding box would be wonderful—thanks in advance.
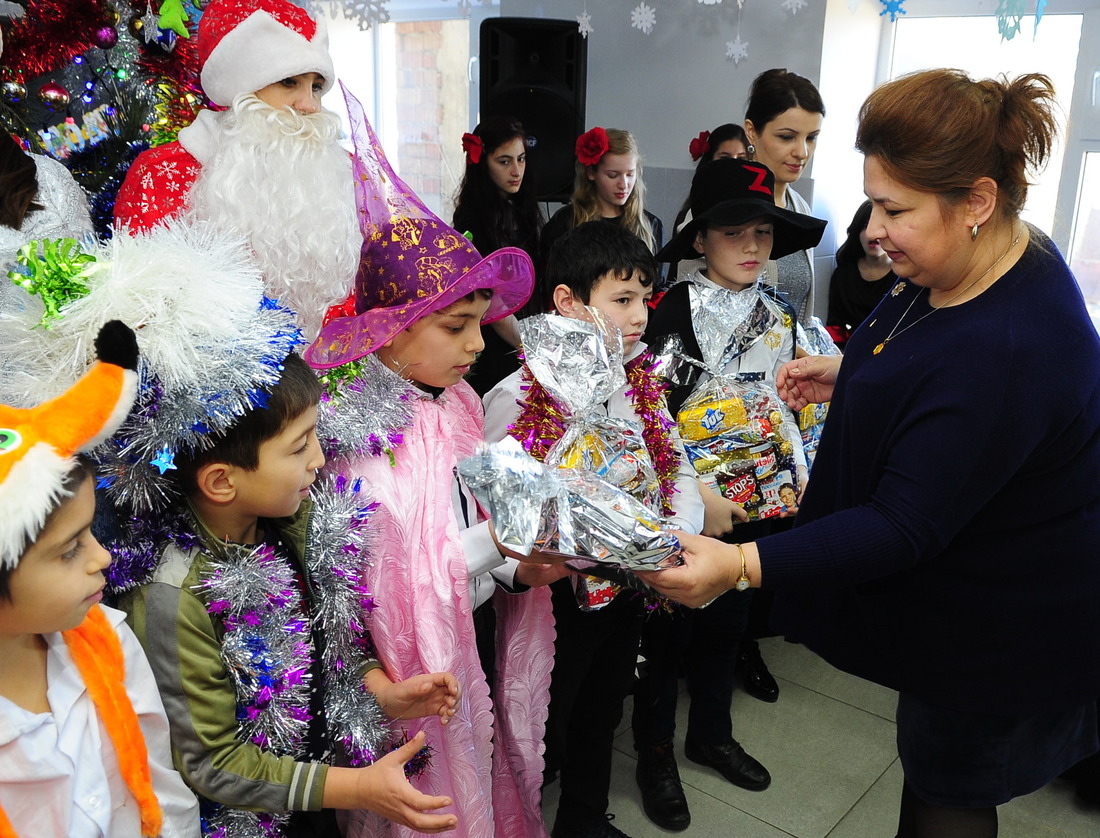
[651,282,803,519]
[458,439,682,573]
[795,316,842,471]
[678,373,799,520]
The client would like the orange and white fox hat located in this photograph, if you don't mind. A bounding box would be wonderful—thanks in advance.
[0,321,138,568]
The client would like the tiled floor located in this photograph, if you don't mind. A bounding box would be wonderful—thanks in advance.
[542,636,1100,837]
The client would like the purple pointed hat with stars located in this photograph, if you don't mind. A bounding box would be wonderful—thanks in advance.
[304,85,535,370]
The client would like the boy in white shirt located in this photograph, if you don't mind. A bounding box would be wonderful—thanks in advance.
[0,322,200,837]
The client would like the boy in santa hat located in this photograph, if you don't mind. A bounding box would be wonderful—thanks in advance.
[114,0,359,341]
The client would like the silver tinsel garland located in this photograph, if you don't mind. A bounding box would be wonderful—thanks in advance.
[316,354,417,460]
[196,475,394,838]
[307,472,391,765]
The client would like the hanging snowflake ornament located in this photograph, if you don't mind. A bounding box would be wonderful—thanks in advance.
[302,0,391,32]
[879,0,907,22]
[782,0,808,14]
[577,10,594,39]
[994,0,1024,40]
[631,2,656,35]
[726,35,749,64]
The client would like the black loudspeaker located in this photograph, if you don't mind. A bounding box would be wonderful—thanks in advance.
[480,17,587,203]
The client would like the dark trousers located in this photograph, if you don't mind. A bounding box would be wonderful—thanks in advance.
[546,578,645,827]
[632,587,753,749]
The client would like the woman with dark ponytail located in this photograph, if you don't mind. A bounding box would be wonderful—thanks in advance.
[452,115,542,394]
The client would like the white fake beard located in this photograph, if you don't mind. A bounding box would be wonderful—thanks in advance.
[186,94,361,342]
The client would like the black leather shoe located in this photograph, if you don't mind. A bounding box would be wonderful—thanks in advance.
[635,741,691,831]
[684,738,771,791]
[738,639,779,703]
[551,813,632,838]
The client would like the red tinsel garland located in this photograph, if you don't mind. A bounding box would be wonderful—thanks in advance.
[507,351,680,516]
[2,0,111,79]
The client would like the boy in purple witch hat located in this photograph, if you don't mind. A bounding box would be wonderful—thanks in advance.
[306,88,560,838]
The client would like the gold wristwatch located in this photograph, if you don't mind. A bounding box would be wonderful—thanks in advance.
[734,543,751,592]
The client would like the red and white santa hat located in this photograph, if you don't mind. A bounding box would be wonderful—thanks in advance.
[198,0,335,107]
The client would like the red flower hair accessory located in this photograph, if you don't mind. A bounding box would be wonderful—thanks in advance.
[462,132,483,164]
[689,130,711,162]
[575,126,610,167]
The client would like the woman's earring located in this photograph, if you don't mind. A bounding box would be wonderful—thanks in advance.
[746,143,756,159]
[971,223,979,241]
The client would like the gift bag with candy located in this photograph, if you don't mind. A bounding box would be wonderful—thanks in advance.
[679,372,799,519]
[515,312,664,606]
[663,281,802,518]
[458,439,682,575]
[522,312,662,509]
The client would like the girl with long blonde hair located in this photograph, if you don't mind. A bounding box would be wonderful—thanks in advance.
[538,127,663,305]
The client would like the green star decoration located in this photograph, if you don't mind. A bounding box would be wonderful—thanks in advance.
[158,0,191,39]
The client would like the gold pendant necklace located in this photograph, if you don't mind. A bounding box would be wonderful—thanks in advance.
[872,229,1022,356]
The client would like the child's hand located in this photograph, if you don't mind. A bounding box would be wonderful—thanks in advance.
[515,561,573,588]
[356,732,458,832]
[699,479,749,537]
[369,670,461,724]
[489,521,574,565]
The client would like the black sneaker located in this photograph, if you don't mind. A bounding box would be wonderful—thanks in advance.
[635,741,690,831]
[551,813,633,838]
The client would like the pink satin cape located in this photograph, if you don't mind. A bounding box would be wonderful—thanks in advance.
[340,380,554,838]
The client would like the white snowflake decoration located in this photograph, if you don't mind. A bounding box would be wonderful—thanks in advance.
[302,0,391,31]
[577,10,594,39]
[631,2,656,35]
[782,0,808,13]
[452,0,491,14]
[726,35,749,64]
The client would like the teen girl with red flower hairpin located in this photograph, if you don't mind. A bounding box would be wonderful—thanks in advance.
[538,127,663,305]
[452,116,544,395]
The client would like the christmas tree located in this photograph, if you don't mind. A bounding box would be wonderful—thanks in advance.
[0,0,207,236]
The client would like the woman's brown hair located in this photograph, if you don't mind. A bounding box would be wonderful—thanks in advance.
[855,69,1058,220]
[0,132,42,230]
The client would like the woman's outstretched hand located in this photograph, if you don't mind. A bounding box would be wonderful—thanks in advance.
[776,355,842,412]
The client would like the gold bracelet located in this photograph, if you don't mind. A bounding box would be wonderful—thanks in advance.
[733,543,751,592]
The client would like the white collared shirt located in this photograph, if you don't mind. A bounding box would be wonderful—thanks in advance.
[0,606,200,838]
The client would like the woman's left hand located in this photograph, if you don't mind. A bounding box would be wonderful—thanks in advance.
[637,532,746,608]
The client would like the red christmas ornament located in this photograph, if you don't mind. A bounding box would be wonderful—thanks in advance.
[38,81,71,110]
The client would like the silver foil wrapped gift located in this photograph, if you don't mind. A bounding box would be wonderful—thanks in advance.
[456,437,557,556]
[520,312,661,510]
[458,439,682,572]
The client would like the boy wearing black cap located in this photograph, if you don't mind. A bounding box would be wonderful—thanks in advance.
[631,158,826,831]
